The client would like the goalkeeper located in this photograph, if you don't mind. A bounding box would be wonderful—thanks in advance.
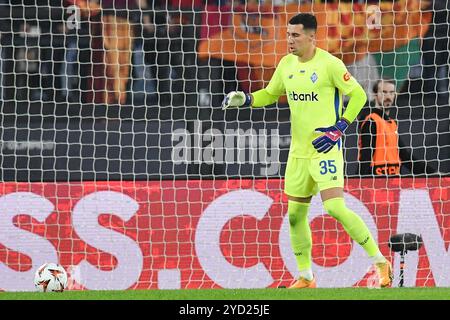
[222,13,393,289]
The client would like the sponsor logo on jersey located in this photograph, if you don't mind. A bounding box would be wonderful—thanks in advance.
[343,72,351,81]
[288,91,319,101]
[299,70,305,73]
[288,74,293,79]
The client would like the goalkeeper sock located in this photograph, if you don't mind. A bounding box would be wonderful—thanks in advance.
[323,198,380,258]
[288,201,312,272]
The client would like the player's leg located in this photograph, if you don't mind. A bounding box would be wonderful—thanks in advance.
[311,153,393,287]
[287,195,315,287]
[320,187,382,260]
[284,157,317,288]
[321,189,393,287]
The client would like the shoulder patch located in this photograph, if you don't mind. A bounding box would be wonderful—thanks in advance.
[343,72,351,81]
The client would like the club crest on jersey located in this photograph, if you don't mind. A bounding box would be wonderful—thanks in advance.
[310,72,318,83]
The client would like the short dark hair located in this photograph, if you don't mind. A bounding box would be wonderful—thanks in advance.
[372,79,396,93]
[288,13,317,31]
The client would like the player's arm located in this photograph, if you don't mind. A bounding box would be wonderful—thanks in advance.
[312,59,367,153]
[221,89,280,109]
[222,62,285,109]
[341,85,367,124]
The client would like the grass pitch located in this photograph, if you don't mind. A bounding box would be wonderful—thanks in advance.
[1,288,449,300]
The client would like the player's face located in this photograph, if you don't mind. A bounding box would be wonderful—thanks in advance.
[287,24,314,56]
[375,82,396,108]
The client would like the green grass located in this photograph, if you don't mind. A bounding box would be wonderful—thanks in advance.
[1,288,450,300]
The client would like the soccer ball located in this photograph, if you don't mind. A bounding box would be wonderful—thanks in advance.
[34,263,68,292]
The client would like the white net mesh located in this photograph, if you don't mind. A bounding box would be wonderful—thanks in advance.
[0,0,449,291]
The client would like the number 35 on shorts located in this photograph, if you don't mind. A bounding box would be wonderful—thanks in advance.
[319,160,337,175]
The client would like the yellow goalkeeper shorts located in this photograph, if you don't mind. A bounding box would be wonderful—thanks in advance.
[284,152,344,198]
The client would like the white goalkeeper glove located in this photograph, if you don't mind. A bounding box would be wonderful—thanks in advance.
[221,91,252,110]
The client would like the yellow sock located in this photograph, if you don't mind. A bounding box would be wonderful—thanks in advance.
[323,198,380,257]
[288,200,312,272]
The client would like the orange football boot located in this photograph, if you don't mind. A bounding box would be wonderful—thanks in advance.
[288,277,317,289]
[376,261,393,288]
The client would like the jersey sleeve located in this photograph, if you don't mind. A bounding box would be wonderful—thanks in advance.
[264,61,285,96]
[330,58,358,95]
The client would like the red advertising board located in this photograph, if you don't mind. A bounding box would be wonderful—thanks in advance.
[0,178,449,291]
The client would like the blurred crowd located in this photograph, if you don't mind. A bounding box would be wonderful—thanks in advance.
[0,0,449,114]
[0,0,201,109]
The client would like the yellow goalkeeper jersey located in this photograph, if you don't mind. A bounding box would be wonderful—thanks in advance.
[265,47,359,158]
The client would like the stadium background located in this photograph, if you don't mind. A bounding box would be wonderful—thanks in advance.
[0,0,449,292]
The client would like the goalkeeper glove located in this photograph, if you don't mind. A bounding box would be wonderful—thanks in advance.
[221,91,252,110]
[312,118,350,153]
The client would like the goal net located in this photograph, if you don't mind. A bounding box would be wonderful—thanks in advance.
[0,0,449,291]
